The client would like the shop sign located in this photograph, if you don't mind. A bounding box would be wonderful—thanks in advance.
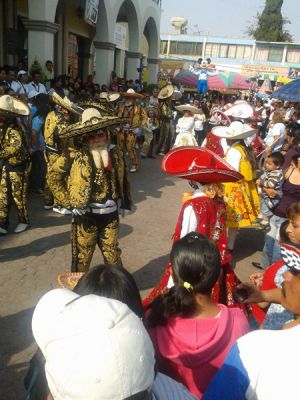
[84,0,99,26]
[114,24,126,50]
[288,67,300,78]
[241,64,287,77]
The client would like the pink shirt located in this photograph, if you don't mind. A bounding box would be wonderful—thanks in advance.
[148,304,250,399]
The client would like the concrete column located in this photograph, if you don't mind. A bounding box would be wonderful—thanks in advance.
[251,42,256,64]
[94,41,116,86]
[55,4,64,75]
[115,49,125,78]
[126,51,142,80]
[23,19,59,70]
[4,0,16,65]
[282,45,287,66]
[202,37,206,58]
[147,57,159,84]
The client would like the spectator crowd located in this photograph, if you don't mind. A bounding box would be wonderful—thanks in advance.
[1,59,300,400]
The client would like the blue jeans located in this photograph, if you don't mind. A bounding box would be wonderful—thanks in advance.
[260,196,279,218]
[260,215,287,269]
[197,79,207,93]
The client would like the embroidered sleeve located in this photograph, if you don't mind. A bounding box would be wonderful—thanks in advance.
[0,127,22,159]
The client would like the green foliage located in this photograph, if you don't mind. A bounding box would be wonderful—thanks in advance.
[147,83,159,94]
[248,0,293,42]
[29,58,47,82]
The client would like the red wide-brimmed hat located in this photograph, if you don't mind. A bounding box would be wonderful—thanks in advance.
[280,243,300,273]
[162,147,243,183]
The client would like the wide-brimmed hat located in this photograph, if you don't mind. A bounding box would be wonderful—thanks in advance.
[212,121,256,140]
[0,95,29,116]
[162,146,243,183]
[209,109,232,126]
[175,104,202,114]
[57,272,85,289]
[78,99,112,115]
[121,89,144,99]
[224,102,254,119]
[99,92,120,102]
[158,84,174,100]
[172,88,183,101]
[145,106,159,115]
[280,243,300,273]
[60,108,128,139]
[49,90,82,115]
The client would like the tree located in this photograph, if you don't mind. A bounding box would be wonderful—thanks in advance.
[248,0,293,42]
[29,58,47,82]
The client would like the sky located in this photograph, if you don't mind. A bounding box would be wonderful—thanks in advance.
[160,0,300,42]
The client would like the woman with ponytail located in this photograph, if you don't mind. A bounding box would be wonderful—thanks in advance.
[146,232,250,399]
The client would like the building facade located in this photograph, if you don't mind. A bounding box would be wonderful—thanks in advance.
[0,0,161,84]
[160,33,300,82]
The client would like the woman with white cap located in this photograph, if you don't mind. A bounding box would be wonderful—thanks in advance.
[212,121,260,250]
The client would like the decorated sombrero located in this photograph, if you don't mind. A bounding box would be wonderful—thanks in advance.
[77,99,112,115]
[60,108,128,139]
[209,109,232,126]
[99,92,120,102]
[280,243,300,273]
[175,104,202,114]
[121,89,144,99]
[224,101,254,119]
[49,89,83,115]
[158,84,174,100]
[212,121,256,140]
[57,272,85,289]
[145,106,160,115]
[172,88,183,101]
[0,95,29,117]
[162,147,243,183]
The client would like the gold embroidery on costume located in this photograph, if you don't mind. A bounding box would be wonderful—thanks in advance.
[69,150,93,208]
[0,123,30,227]
[44,110,72,207]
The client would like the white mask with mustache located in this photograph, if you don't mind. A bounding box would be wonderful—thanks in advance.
[88,143,109,169]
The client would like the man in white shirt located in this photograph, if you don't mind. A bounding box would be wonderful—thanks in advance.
[27,72,47,94]
[203,241,300,400]
[11,70,29,97]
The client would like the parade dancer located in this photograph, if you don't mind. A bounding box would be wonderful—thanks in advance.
[144,147,244,307]
[212,121,260,250]
[173,104,200,147]
[0,95,31,234]
[156,84,174,155]
[117,89,147,172]
[61,108,131,272]
[44,91,82,214]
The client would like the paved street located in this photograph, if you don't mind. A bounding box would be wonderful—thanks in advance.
[0,157,265,398]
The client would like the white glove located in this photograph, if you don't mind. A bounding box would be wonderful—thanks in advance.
[72,207,88,216]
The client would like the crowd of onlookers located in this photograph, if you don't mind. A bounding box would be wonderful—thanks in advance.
[2,60,300,399]
[0,60,147,101]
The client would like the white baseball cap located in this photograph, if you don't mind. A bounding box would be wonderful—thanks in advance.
[17,70,27,77]
[32,288,155,400]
